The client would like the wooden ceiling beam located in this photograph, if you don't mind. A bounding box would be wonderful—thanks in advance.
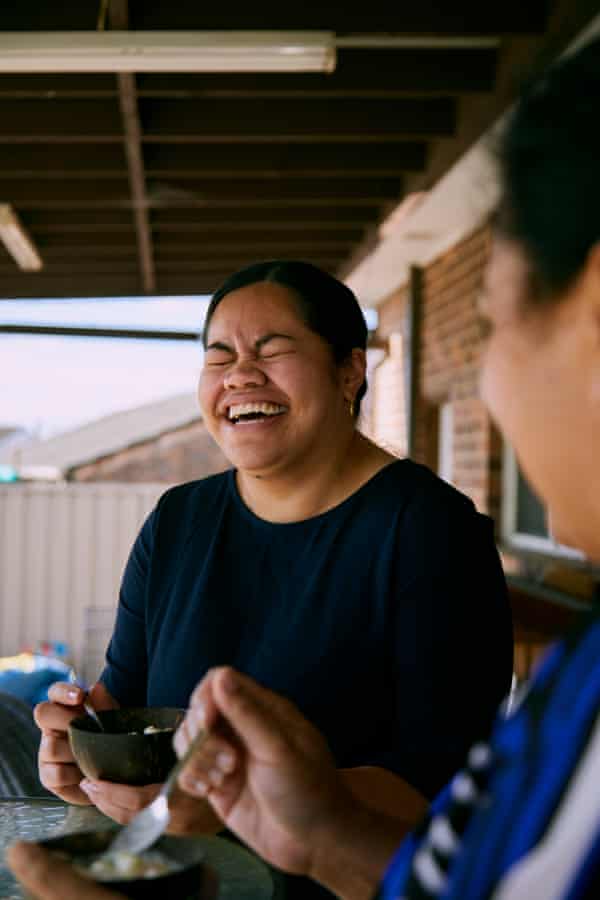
[0,97,454,141]
[1,1,548,33]
[0,99,122,138]
[0,178,402,207]
[0,144,127,173]
[36,234,138,247]
[140,97,455,139]
[117,72,156,292]
[22,210,137,227]
[0,142,426,178]
[154,260,345,274]
[5,166,404,180]
[108,0,156,294]
[154,254,344,267]
[30,224,135,234]
[3,260,351,276]
[23,207,379,227]
[154,244,354,257]
[0,276,153,298]
[0,247,346,266]
[0,135,123,144]
[28,224,366,240]
[34,231,360,248]
[35,247,140,258]
[155,229,364,244]
[128,2,548,33]
[143,142,426,175]
[0,263,140,275]
[0,270,339,299]
[0,74,118,97]
[151,207,381,225]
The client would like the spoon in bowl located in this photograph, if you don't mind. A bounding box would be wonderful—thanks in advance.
[106,726,209,857]
[68,669,105,732]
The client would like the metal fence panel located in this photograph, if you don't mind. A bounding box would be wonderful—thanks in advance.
[0,482,164,676]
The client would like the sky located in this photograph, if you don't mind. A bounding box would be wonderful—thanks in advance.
[1,297,209,438]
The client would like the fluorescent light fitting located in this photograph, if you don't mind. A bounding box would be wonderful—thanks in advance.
[0,205,43,272]
[0,31,336,73]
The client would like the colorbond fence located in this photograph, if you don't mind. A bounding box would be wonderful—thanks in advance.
[0,482,164,682]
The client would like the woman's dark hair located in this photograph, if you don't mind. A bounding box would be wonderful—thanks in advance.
[202,260,368,415]
[496,37,600,301]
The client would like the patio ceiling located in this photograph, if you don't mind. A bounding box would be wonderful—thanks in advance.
[0,0,594,300]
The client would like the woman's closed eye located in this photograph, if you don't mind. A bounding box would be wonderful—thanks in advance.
[258,339,296,359]
[205,353,233,367]
[260,348,294,360]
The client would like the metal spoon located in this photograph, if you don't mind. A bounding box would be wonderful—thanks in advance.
[106,726,208,857]
[67,669,105,732]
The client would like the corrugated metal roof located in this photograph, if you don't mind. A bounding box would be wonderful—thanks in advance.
[0,392,201,471]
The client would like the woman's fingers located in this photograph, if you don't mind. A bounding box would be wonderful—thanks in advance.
[38,760,82,790]
[178,667,321,796]
[47,681,85,705]
[79,780,160,824]
[7,842,122,900]
[39,734,73,764]
[37,755,90,805]
[34,699,84,736]
[37,721,87,802]
[34,684,119,807]
[174,719,236,769]
[177,738,238,797]
[174,710,240,801]
[165,789,224,835]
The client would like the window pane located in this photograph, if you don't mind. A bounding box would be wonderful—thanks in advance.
[516,470,548,537]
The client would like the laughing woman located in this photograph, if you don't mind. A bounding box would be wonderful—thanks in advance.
[34,261,512,848]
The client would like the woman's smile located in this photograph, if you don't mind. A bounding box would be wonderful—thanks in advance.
[226,401,288,426]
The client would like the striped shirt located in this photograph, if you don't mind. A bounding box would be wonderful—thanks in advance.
[380,607,600,900]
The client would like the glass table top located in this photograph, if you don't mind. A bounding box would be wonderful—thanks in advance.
[0,798,282,899]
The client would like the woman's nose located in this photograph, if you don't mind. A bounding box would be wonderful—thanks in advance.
[223,359,267,390]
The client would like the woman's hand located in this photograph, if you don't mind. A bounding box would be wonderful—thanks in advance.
[174,666,357,877]
[79,779,222,834]
[7,842,123,900]
[34,681,116,805]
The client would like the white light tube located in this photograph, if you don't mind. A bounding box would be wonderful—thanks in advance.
[0,205,43,272]
[0,31,337,73]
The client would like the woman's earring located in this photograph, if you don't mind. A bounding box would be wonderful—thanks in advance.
[349,398,356,418]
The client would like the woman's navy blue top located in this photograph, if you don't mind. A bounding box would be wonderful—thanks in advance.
[101,459,512,799]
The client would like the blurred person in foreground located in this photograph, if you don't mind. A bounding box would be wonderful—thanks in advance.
[11,31,600,900]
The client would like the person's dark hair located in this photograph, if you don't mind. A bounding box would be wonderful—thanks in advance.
[202,260,368,415]
[496,37,600,301]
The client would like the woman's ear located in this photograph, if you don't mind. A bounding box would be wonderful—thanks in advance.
[342,348,367,400]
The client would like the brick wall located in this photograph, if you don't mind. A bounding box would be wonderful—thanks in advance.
[373,224,502,518]
[70,420,229,483]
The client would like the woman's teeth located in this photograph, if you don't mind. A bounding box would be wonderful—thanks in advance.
[227,402,286,423]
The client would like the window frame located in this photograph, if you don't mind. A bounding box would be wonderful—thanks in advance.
[501,445,586,562]
[437,400,454,485]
